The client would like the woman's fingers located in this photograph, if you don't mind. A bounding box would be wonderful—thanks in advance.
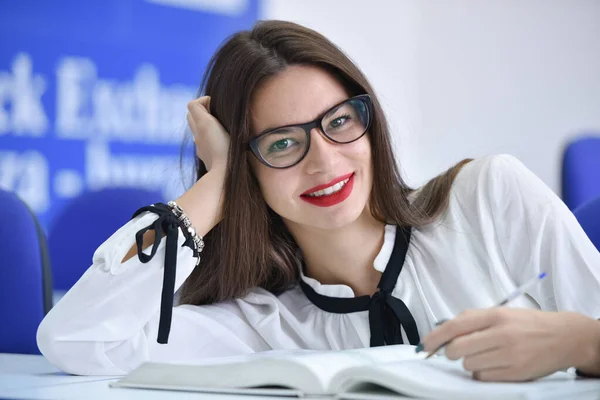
[187,97,212,145]
[423,309,497,353]
[462,347,511,372]
[473,367,534,382]
[444,327,506,360]
[185,95,230,172]
[188,97,209,121]
[186,112,197,136]
[196,95,210,110]
[188,96,210,120]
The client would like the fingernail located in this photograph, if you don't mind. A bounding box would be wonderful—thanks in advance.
[415,343,424,353]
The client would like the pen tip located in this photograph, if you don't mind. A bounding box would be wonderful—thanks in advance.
[539,272,547,279]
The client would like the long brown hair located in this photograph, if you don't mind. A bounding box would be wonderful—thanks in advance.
[178,20,472,305]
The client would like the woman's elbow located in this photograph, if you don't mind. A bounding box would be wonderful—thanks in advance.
[36,318,127,376]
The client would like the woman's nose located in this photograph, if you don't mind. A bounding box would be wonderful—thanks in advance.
[303,127,337,173]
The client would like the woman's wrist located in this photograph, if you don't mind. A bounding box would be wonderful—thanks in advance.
[569,314,600,376]
[175,167,226,237]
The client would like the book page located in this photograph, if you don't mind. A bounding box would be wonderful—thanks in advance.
[281,344,425,394]
[334,358,600,400]
[112,345,425,396]
[112,355,326,395]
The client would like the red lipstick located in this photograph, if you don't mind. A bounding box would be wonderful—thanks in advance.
[300,173,355,207]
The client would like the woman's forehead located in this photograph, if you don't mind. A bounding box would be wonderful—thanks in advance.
[250,65,349,134]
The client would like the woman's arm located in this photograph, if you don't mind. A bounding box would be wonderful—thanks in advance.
[122,96,228,263]
[37,169,271,376]
[421,155,600,380]
[489,155,600,320]
[36,98,273,376]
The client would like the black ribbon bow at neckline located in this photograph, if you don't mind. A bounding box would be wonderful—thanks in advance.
[299,226,420,346]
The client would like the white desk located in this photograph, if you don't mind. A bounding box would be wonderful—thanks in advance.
[0,353,116,397]
[0,353,327,399]
[6,353,597,400]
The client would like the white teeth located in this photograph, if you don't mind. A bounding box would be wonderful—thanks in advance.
[307,178,350,197]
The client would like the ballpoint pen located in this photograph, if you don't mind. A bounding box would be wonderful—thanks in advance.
[418,271,547,359]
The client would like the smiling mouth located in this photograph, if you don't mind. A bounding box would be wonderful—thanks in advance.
[304,177,351,197]
[299,173,355,207]
[301,172,354,196]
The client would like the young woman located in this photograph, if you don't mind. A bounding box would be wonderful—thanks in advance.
[37,20,600,381]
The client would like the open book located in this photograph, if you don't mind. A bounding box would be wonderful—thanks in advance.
[111,345,600,399]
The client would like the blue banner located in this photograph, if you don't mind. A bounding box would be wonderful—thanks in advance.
[0,0,258,229]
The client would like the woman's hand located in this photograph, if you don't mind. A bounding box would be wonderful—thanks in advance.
[421,308,600,382]
[187,96,230,172]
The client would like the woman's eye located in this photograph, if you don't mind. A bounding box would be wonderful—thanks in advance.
[329,116,348,129]
[269,138,294,152]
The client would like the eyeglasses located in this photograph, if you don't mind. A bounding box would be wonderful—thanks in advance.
[249,94,373,169]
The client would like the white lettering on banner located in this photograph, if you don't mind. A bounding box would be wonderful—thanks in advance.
[85,142,188,200]
[56,57,195,144]
[0,145,191,214]
[0,53,49,137]
[0,150,50,213]
[55,56,94,136]
[0,71,10,133]
[0,52,198,220]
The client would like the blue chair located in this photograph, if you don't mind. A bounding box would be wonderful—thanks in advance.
[48,188,163,292]
[0,189,53,354]
[562,135,600,210]
[574,196,600,252]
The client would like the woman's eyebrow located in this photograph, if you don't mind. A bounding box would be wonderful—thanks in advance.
[256,99,347,136]
[257,124,299,136]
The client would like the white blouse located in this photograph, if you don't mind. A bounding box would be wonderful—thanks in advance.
[36,154,600,376]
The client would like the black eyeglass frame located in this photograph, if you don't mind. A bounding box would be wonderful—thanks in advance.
[248,94,374,169]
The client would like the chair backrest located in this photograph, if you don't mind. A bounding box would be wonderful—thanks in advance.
[0,189,53,354]
[561,135,600,210]
[574,196,600,252]
[47,187,163,292]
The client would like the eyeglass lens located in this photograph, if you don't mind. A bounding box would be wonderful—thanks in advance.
[255,97,370,168]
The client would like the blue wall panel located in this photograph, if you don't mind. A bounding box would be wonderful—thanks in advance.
[0,0,258,229]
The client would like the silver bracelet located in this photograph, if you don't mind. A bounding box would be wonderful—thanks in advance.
[167,200,204,265]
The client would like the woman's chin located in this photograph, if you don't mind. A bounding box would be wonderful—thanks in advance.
[296,204,368,231]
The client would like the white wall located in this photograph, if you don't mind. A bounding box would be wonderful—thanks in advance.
[262,0,600,192]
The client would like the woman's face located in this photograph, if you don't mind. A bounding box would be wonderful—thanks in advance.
[249,65,373,232]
